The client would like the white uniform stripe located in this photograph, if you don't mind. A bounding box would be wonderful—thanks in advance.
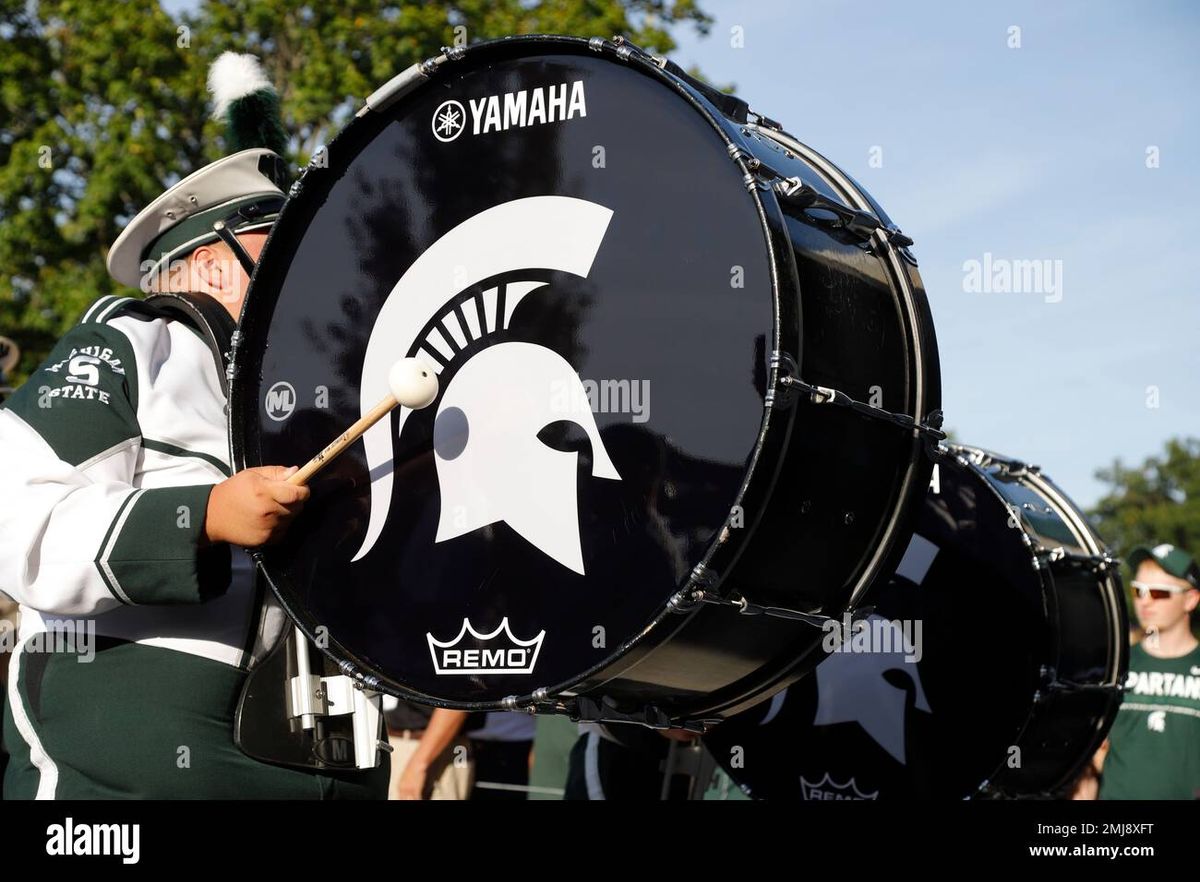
[6,642,60,799]
[81,295,118,324]
[98,488,145,605]
[94,296,132,325]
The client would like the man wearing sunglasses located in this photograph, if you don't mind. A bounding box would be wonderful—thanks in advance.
[1095,543,1200,800]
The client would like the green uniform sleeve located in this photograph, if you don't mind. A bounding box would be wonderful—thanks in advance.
[0,309,231,612]
[99,485,233,605]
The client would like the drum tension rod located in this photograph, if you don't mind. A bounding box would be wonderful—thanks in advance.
[779,375,947,445]
[729,144,914,249]
[671,582,874,630]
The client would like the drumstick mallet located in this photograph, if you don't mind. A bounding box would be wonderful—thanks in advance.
[287,358,439,486]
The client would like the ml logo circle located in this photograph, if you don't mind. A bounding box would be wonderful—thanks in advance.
[264,381,297,421]
[432,100,467,142]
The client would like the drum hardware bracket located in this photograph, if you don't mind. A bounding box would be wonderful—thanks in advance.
[727,149,915,249]
[285,631,387,770]
[747,108,784,131]
[224,329,242,383]
[773,175,915,247]
[670,582,876,631]
[778,374,947,444]
[356,44,466,119]
[959,445,1043,479]
[766,350,801,408]
[608,35,667,70]
[1035,679,1120,701]
[570,695,712,734]
[1035,547,1117,575]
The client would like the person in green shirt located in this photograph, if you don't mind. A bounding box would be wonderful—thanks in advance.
[1097,543,1200,800]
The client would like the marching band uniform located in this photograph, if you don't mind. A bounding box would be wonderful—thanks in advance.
[0,54,388,799]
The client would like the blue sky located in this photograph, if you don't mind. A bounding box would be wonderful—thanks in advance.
[669,0,1199,505]
[160,0,1197,506]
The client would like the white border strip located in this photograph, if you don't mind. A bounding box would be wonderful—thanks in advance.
[97,488,145,605]
[6,641,60,799]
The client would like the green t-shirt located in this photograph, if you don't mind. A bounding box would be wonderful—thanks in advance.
[1099,642,1200,800]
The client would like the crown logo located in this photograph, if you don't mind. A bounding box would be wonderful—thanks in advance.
[799,773,879,801]
[426,618,546,676]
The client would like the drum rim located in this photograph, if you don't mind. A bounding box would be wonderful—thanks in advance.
[230,34,809,708]
[689,125,942,722]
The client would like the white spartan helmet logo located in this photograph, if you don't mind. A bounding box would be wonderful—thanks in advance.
[352,196,621,574]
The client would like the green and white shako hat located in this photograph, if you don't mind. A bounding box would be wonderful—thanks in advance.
[106,52,291,290]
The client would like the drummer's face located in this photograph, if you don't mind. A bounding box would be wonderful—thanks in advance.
[221,231,269,321]
[187,231,269,321]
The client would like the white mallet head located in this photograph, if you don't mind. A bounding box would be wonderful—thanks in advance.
[388,358,439,410]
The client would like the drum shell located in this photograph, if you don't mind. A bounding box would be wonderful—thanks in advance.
[231,35,941,723]
[704,447,1128,798]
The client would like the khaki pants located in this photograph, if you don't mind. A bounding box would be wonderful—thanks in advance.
[387,733,474,800]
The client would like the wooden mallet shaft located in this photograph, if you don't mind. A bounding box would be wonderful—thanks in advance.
[286,358,439,486]
[287,393,399,486]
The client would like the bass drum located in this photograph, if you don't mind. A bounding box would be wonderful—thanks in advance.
[231,34,941,726]
[704,445,1129,798]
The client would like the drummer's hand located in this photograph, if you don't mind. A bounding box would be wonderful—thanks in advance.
[203,466,310,547]
[395,761,427,800]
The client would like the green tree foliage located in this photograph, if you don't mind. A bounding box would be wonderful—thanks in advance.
[1,0,711,384]
[1090,437,1200,563]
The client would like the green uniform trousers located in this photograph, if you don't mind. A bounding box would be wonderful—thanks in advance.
[2,636,388,799]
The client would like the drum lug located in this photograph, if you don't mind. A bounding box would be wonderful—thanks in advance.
[748,108,784,131]
[1035,546,1068,570]
[668,563,722,613]
[609,35,660,66]
[612,37,639,64]
[954,444,1041,478]
[1037,547,1118,575]
[766,350,800,408]
[225,329,242,383]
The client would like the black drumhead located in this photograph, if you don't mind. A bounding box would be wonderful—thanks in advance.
[704,455,1048,799]
[235,40,777,704]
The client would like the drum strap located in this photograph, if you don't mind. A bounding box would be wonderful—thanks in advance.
[144,293,237,397]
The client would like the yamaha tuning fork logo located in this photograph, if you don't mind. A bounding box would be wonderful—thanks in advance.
[431,99,466,142]
[432,80,587,142]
